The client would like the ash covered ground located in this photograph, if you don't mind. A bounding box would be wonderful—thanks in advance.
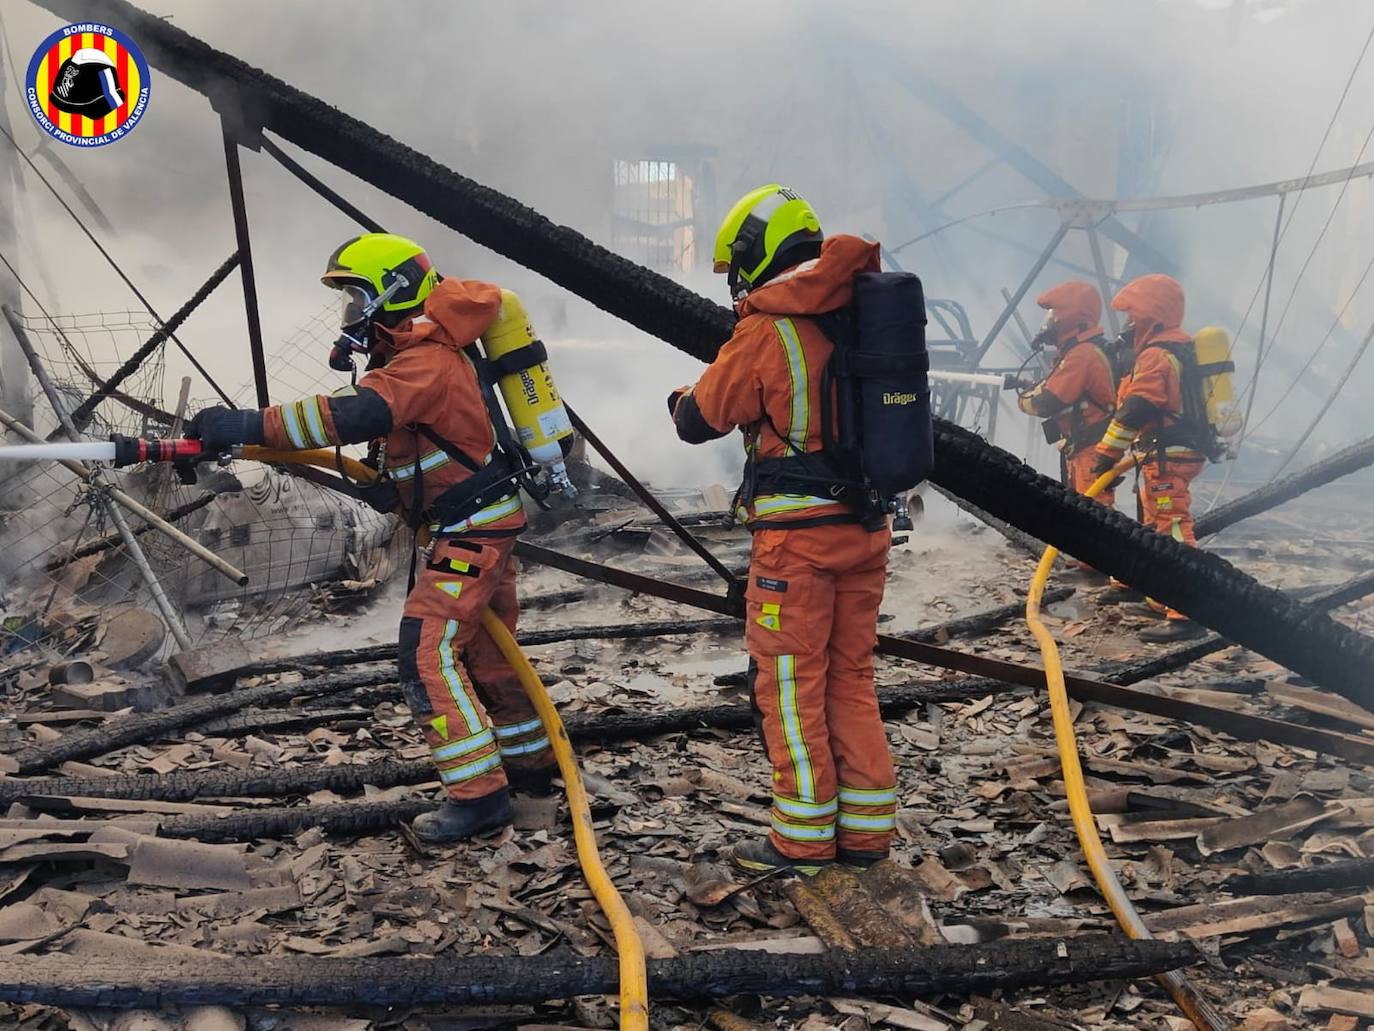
[1,485,1372,1031]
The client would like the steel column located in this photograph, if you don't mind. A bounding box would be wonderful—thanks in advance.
[222,119,270,408]
[974,222,1069,365]
[1087,226,1119,337]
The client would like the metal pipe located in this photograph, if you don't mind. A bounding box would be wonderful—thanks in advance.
[104,493,193,650]
[0,123,235,406]
[998,286,1034,349]
[974,222,1070,365]
[565,403,737,587]
[1086,227,1120,337]
[4,308,193,649]
[0,403,247,589]
[0,440,117,462]
[221,121,270,408]
[928,370,1007,387]
[260,134,385,233]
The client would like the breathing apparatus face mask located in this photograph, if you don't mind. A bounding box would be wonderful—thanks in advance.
[328,277,407,373]
[1115,320,1136,351]
[1030,315,1057,352]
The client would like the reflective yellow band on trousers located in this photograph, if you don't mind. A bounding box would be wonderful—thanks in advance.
[772,812,835,842]
[773,794,838,819]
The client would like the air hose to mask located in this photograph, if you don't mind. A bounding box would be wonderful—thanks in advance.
[243,446,651,1030]
[1025,455,1227,1031]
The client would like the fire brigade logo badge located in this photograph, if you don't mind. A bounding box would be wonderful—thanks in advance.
[25,22,150,147]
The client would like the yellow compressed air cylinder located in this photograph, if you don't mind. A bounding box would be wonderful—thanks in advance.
[1194,326,1240,438]
[480,289,575,493]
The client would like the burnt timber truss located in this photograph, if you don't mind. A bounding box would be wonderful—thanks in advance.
[15,0,1374,704]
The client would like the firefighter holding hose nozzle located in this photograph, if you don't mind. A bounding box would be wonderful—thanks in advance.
[1006,281,1122,583]
[668,185,933,875]
[185,233,573,842]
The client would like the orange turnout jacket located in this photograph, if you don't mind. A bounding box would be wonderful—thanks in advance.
[260,278,525,536]
[670,234,881,526]
[1019,281,1116,451]
[1096,274,1197,463]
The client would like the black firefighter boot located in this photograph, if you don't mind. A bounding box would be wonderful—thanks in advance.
[1096,583,1144,605]
[1139,619,1207,644]
[411,786,514,844]
[729,838,833,877]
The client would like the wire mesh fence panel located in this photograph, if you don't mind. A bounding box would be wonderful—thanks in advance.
[0,305,404,674]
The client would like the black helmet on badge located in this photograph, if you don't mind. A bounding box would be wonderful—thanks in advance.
[50,48,124,120]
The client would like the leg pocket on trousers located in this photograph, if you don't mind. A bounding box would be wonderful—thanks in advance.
[405,538,508,620]
[745,572,817,658]
[397,616,433,717]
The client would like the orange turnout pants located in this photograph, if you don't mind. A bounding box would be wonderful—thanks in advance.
[1066,448,1115,572]
[1139,453,1207,620]
[1067,448,1116,508]
[397,536,555,801]
[745,522,897,861]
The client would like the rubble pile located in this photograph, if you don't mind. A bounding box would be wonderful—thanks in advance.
[0,488,1371,1030]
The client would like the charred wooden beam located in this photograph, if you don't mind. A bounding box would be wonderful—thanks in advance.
[1221,860,1374,897]
[211,616,742,682]
[7,570,1371,806]
[901,587,1073,643]
[1196,434,1374,539]
[204,590,1069,685]
[6,668,395,774]
[159,798,433,842]
[806,865,916,949]
[66,252,240,430]
[0,678,996,805]
[0,937,1199,1008]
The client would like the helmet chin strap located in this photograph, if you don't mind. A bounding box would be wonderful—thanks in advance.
[727,226,762,302]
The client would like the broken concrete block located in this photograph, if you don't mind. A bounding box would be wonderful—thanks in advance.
[49,677,139,712]
[163,637,252,692]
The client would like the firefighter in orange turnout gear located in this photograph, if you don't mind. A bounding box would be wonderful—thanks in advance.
[1015,282,1120,583]
[185,234,556,843]
[1092,274,1208,643]
[669,186,898,875]
[1018,282,1119,505]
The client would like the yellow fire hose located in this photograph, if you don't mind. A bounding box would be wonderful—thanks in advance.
[1025,456,1227,1031]
[482,609,650,1029]
[244,446,651,1028]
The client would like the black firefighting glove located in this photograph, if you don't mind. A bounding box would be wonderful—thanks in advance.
[356,476,401,515]
[184,406,264,452]
[666,387,687,418]
[1091,451,1126,490]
